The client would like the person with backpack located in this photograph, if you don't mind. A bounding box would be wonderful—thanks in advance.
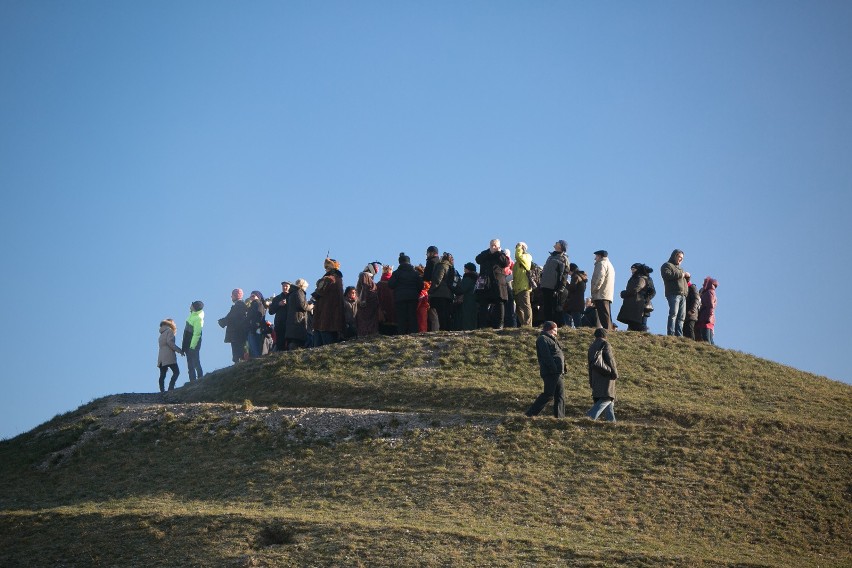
[512,242,534,327]
[428,252,456,331]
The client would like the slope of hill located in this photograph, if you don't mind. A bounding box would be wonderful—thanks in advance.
[1,329,850,567]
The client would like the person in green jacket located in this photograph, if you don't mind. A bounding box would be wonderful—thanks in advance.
[512,242,533,327]
[181,300,204,382]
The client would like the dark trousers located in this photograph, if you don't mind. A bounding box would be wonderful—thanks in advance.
[684,320,696,339]
[158,364,180,392]
[431,297,452,331]
[594,300,612,330]
[287,339,305,350]
[230,341,245,363]
[525,373,565,418]
[540,289,558,323]
[395,300,419,334]
[478,301,505,329]
[314,330,339,347]
[185,348,203,380]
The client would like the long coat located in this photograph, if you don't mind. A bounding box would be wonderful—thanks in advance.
[356,271,380,337]
[268,292,289,336]
[565,271,587,313]
[590,257,615,302]
[428,259,455,300]
[284,288,308,342]
[697,285,717,329]
[686,284,701,322]
[474,248,510,302]
[617,274,652,325]
[536,331,565,377]
[220,301,248,344]
[457,273,478,330]
[588,337,618,400]
[312,269,345,333]
[158,324,181,367]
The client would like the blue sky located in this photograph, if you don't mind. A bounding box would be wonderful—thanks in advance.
[1,1,850,439]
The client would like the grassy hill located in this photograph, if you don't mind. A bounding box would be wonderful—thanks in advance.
[1,328,850,567]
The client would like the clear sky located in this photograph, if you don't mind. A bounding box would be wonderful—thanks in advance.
[2,1,850,439]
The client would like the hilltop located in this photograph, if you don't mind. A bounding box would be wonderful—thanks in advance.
[1,328,850,567]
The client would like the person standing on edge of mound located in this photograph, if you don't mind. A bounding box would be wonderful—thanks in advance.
[587,328,619,422]
[218,288,248,364]
[525,321,566,418]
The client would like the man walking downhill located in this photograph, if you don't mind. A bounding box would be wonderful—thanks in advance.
[525,321,566,418]
[661,249,690,336]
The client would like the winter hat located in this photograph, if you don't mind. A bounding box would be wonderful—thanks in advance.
[398,252,411,264]
[160,319,176,331]
[464,262,477,272]
[191,300,204,312]
[556,240,568,253]
[427,245,439,255]
[414,264,425,276]
[569,263,578,272]
[703,276,718,289]
[594,250,608,258]
[324,258,340,271]
[232,288,244,300]
[594,328,608,338]
[250,290,264,301]
[542,320,558,331]
[382,264,393,275]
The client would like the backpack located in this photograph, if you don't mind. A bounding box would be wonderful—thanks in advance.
[527,262,542,291]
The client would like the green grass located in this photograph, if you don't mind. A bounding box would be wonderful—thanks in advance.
[1,329,850,567]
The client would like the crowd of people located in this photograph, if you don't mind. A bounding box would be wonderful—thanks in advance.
[156,241,719,406]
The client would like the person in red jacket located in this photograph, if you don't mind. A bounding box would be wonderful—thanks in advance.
[696,277,718,345]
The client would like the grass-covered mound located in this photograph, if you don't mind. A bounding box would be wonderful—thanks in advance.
[1,329,850,567]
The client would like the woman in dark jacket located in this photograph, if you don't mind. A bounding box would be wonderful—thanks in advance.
[246,291,268,359]
[356,262,382,338]
[564,263,587,328]
[284,279,309,349]
[587,328,619,422]
[388,253,424,334]
[684,276,701,340]
[616,263,655,331]
[474,239,510,329]
[428,253,456,331]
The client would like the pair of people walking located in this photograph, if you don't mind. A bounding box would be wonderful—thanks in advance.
[525,323,618,422]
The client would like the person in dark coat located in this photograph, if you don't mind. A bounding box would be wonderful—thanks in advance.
[284,279,309,349]
[539,240,569,324]
[267,281,290,351]
[312,258,345,347]
[245,291,268,359]
[428,252,456,331]
[525,321,566,418]
[475,238,510,329]
[423,245,440,283]
[564,263,587,328]
[388,253,424,334]
[218,288,248,364]
[616,263,655,331]
[456,262,479,331]
[684,275,701,340]
[587,328,619,422]
[376,265,397,335]
[356,262,382,338]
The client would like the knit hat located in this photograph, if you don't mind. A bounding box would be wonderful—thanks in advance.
[594,250,608,258]
[464,262,477,272]
[569,263,578,272]
[324,258,340,271]
[399,252,410,264]
[250,290,264,302]
[364,262,381,276]
[191,300,204,312]
[542,320,557,331]
[232,288,244,300]
[594,328,608,338]
[427,245,439,254]
[382,264,393,275]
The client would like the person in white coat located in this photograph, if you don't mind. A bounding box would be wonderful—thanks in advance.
[590,250,615,330]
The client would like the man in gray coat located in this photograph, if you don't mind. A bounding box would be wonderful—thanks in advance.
[525,321,566,418]
[587,328,619,422]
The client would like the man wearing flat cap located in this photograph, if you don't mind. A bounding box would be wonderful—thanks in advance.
[590,250,615,330]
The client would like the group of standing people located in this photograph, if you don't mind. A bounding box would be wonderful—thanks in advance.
[155,241,718,398]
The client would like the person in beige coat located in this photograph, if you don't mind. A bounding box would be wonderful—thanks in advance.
[590,250,615,329]
[157,319,183,392]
